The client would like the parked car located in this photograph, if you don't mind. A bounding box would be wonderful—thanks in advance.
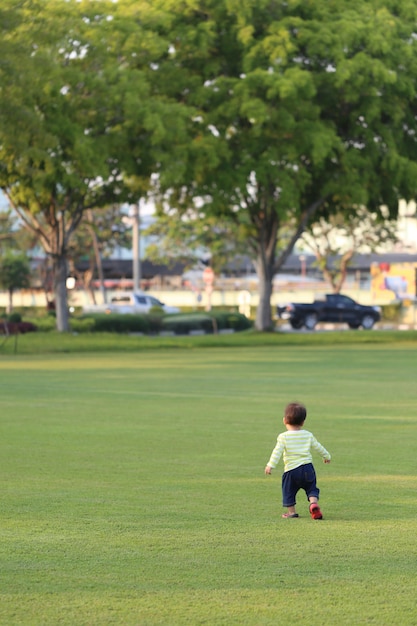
[277,294,381,330]
[82,292,180,315]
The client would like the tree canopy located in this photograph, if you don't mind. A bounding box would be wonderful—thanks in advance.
[0,0,191,330]
[2,0,417,329]
[149,0,417,328]
[301,208,398,293]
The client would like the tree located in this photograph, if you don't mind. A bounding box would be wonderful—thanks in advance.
[151,0,417,329]
[301,208,398,292]
[145,207,251,275]
[67,204,132,303]
[0,252,31,313]
[0,0,190,330]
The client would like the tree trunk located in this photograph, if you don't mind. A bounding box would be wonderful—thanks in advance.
[335,250,354,293]
[7,288,13,314]
[253,209,277,331]
[252,198,327,330]
[85,267,96,304]
[254,255,274,330]
[318,248,354,293]
[87,209,106,304]
[53,255,69,332]
[6,192,84,331]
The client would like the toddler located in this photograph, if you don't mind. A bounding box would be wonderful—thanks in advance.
[265,402,331,519]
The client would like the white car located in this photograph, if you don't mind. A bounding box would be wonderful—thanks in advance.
[83,292,180,315]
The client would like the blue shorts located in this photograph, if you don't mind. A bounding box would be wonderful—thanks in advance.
[282,463,320,507]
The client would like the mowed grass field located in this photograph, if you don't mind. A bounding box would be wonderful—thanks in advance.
[0,343,416,625]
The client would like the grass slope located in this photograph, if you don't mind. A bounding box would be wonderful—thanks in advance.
[0,345,416,625]
[1,327,417,355]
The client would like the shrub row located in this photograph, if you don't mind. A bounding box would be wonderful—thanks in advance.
[161,314,215,335]
[70,311,252,335]
[209,311,253,331]
[9,302,414,335]
[79,313,153,334]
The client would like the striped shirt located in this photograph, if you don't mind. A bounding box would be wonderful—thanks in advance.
[267,429,331,472]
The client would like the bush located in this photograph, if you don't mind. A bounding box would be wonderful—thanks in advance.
[69,318,96,333]
[209,310,253,331]
[11,310,252,336]
[80,313,151,334]
[147,315,165,334]
[149,305,165,315]
[161,313,215,335]
[29,317,56,332]
[160,311,252,335]
[8,312,22,323]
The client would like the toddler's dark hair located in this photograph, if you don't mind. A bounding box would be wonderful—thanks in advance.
[284,402,306,426]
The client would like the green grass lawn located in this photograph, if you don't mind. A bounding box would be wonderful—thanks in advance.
[1,343,416,625]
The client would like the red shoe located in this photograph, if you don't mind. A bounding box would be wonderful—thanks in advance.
[309,503,323,520]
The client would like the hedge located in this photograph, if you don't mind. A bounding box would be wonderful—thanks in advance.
[161,311,252,334]
[12,310,253,335]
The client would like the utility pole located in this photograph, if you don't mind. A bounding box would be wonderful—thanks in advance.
[132,202,141,291]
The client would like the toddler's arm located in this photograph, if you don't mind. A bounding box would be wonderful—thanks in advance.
[311,435,331,462]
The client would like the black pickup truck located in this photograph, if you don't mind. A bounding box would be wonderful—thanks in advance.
[277,294,381,330]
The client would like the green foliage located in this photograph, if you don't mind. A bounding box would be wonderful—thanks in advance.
[209,310,253,331]
[1,325,416,356]
[150,0,417,329]
[81,313,151,334]
[0,0,192,331]
[3,0,417,333]
[29,316,56,332]
[161,313,216,334]
[70,311,252,335]
[68,205,133,291]
[7,311,22,323]
[148,305,165,316]
[0,252,31,296]
[146,211,252,274]
[69,317,96,334]
[19,309,253,336]
[302,208,399,292]
[159,311,252,334]
[0,346,417,624]
[0,209,17,254]
[0,208,38,257]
